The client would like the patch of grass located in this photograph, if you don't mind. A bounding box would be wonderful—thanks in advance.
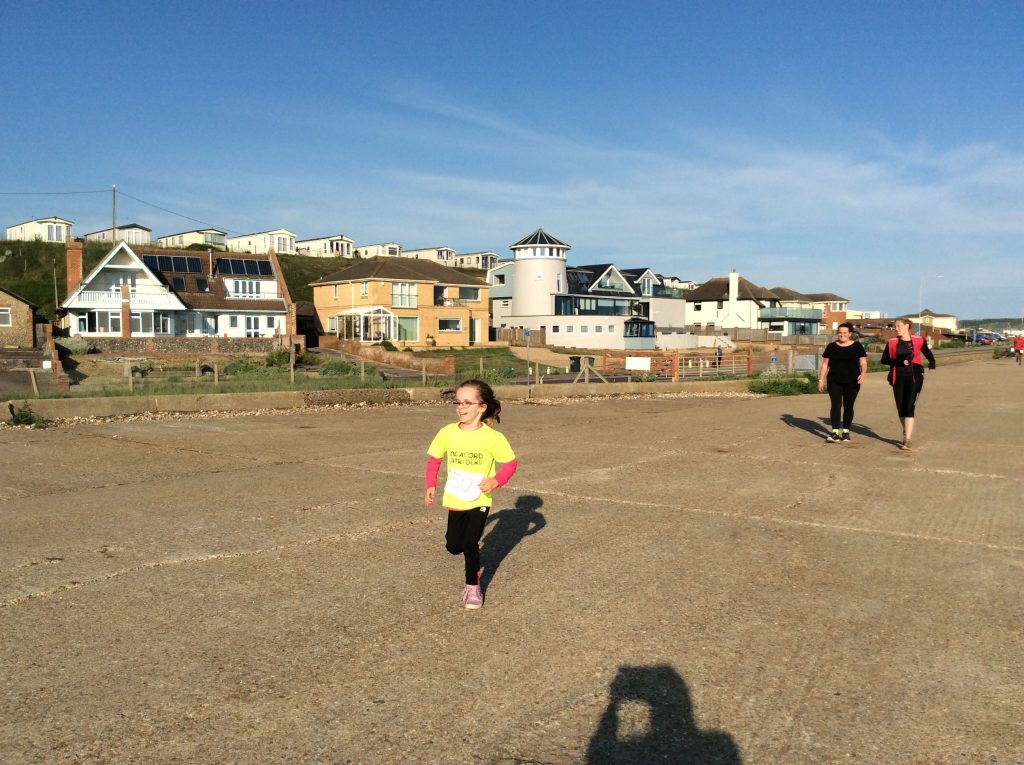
[748,370,819,396]
[7,401,50,427]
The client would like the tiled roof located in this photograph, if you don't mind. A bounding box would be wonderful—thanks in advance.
[686,276,774,304]
[768,286,812,301]
[310,256,486,286]
[510,229,570,248]
[804,292,848,302]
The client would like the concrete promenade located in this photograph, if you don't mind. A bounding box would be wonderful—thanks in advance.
[1,358,1021,763]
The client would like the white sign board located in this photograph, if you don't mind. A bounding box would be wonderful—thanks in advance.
[625,356,651,371]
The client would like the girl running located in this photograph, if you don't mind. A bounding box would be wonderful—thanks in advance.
[424,380,518,609]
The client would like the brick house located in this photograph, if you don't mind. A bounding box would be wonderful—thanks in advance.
[0,286,37,347]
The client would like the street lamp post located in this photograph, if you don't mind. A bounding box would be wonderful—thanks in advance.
[917,274,944,335]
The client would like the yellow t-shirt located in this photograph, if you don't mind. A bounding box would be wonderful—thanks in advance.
[427,422,516,510]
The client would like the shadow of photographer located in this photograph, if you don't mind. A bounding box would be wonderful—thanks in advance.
[586,664,742,764]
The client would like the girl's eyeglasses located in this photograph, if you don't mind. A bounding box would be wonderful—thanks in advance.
[454,400,482,407]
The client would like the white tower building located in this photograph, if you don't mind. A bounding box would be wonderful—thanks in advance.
[510,228,570,317]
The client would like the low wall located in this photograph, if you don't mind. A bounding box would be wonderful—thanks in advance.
[339,340,455,376]
[88,337,282,355]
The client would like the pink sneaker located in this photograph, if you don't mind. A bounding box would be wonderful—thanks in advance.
[463,584,483,609]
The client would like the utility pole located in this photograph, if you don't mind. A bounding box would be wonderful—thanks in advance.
[112,185,117,241]
[52,258,59,308]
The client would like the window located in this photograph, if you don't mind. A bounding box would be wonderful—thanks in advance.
[495,274,506,285]
[328,317,338,332]
[438,318,462,332]
[566,325,574,333]
[580,325,588,333]
[229,316,238,328]
[556,275,562,292]
[392,282,417,308]
[333,285,338,299]
[156,313,171,334]
[595,325,602,333]
[360,282,368,297]
[608,325,615,333]
[108,312,121,334]
[267,316,275,329]
[717,300,724,309]
[551,325,559,333]
[501,300,510,307]
[196,278,209,292]
[172,277,186,292]
[233,280,262,297]
[397,317,418,341]
[458,287,479,301]
[694,303,702,311]
[0,308,11,326]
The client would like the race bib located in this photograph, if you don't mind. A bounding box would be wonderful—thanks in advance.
[445,468,484,502]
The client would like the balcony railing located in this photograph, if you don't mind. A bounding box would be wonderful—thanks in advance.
[76,290,176,306]
[758,308,822,320]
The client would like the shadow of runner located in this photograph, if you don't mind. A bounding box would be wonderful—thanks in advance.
[586,665,742,764]
[780,413,829,438]
[480,494,545,592]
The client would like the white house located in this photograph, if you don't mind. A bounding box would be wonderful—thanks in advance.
[403,246,455,265]
[5,217,72,242]
[296,234,354,258]
[226,229,296,255]
[455,251,499,270]
[353,242,402,258]
[84,223,152,246]
[62,240,289,339]
[486,229,661,350]
[685,271,773,331]
[157,228,227,250]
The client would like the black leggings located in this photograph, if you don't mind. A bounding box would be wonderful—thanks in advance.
[892,376,923,418]
[826,380,861,430]
[445,507,490,584]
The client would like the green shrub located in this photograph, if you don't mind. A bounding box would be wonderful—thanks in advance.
[376,340,399,352]
[296,352,323,366]
[8,402,49,427]
[748,370,818,396]
[264,349,292,368]
[224,356,279,377]
[319,359,358,376]
[633,373,659,382]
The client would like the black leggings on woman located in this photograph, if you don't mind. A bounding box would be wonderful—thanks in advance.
[892,376,923,418]
[826,380,861,430]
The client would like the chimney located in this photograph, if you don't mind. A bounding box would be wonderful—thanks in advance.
[66,238,84,295]
[120,284,131,338]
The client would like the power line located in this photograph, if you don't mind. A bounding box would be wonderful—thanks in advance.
[114,190,242,237]
[0,189,108,195]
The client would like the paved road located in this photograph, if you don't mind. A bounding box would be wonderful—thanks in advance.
[1,358,1021,764]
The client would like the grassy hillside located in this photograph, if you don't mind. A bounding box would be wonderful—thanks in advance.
[0,240,108,320]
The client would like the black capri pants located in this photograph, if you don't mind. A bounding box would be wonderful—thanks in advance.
[892,376,923,418]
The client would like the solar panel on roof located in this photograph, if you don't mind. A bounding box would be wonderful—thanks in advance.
[142,255,159,270]
[158,256,174,271]
[187,257,202,273]
[172,256,188,272]
[244,260,259,275]
[257,261,272,276]
[216,259,233,275]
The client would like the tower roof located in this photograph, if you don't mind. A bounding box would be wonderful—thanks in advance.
[510,228,570,249]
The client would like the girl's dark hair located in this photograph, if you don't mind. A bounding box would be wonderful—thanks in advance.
[459,379,501,425]
[837,321,855,333]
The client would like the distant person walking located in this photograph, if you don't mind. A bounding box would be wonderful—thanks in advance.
[424,379,517,609]
[818,322,868,442]
[880,317,936,451]
[1014,334,1024,365]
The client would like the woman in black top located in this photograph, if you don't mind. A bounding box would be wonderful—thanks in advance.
[818,322,868,442]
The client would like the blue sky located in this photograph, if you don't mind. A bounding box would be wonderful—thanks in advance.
[3,0,1023,319]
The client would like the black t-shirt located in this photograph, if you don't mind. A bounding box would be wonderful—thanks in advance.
[822,341,867,384]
